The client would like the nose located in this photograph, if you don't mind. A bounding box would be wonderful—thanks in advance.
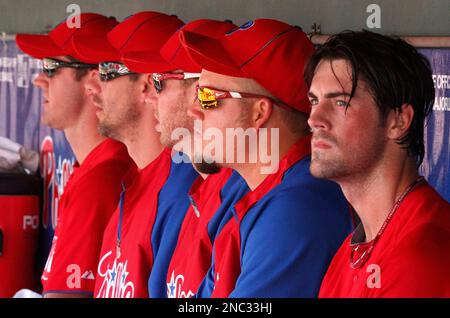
[32,72,48,89]
[307,101,331,132]
[187,97,205,121]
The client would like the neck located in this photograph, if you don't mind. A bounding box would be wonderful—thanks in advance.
[64,119,106,165]
[339,156,419,242]
[122,117,164,170]
[235,129,307,190]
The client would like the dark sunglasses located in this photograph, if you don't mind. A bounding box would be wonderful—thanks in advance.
[152,72,200,94]
[42,58,97,78]
[99,62,135,82]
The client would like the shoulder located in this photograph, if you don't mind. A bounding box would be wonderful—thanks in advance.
[395,219,450,266]
[281,157,348,207]
[376,224,450,296]
[253,177,350,229]
[241,187,351,249]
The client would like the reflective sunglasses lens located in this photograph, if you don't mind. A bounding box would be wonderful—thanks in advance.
[201,100,218,109]
[42,58,58,70]
[152,74,163,93]
[98,63,111,81]
[153,79,162,93]
[198,87,218,109]
[43,69,55,77]
[42,59,59,77]
[99,62,132,82]
[100,63,122,82]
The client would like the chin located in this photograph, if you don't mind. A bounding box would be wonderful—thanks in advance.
[310,160,330,179]
[193,160,221,175]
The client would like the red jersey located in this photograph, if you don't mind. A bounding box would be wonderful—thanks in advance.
[42,139,133,296]
[166,168,249,298]
[94,149,171,298]
[319,181,450,298]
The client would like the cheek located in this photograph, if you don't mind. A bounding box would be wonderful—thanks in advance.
[48,79,73,104]
[340,120,383,156]
[106,84,125,105]
[103,89,113,105]
[158,107,170,122]
[202,112,221,131]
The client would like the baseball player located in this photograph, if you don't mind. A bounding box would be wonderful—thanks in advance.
[123,19,251,298]
[304,30,450,297]
[15,13,134,297]
[180,19,354,297]
[70,11,199,298]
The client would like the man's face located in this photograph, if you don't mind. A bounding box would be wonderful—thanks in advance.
[33,56,85,130]
[97,74,142,140]
[188,69,253,173]
[154,74,197,148]
[307,59,387,181]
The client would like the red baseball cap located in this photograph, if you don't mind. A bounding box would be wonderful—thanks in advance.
[180,19,315,113]
[72,11,184,65]
[123,19,237,73]
[16,13,118,62]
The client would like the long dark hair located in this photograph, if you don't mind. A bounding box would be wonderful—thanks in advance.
[304,30,435,166]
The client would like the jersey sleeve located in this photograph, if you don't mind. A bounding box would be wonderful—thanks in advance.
[43,163,124,295]
[229,189,351,298]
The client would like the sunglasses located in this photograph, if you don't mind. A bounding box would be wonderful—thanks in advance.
[42,58,97,78]
[196,85,281,110]
[152,72,200,94]
[99,62,135,82]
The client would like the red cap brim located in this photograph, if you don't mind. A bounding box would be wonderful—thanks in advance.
[71,35,121,63]
[180,30,246,77]
[122,51,175,73]
[16,34,65,59]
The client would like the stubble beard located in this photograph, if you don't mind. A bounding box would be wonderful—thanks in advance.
[98,100,141,142]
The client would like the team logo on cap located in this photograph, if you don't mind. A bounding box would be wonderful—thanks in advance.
[226,20,255,36]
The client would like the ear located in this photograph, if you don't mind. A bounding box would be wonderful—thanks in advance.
[386,104,414,140]
[141,74,157,105]
[83,69,101,97]
[252,98,273,129]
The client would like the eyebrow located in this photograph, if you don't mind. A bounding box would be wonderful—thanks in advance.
[307,91,352,99]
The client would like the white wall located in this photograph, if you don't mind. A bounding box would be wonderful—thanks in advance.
[0,0,448,36]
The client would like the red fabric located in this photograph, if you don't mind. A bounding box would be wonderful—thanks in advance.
[319,183,450,298]
[123,19,237,73]
[16,13,118,62]
[94,149,171,298]
[180,19,315,113]
[0,196,40,297]
[41,139,133,295]
[166,168,233,298]
[72,12,184,64]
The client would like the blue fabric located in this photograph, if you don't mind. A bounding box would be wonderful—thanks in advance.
[148,154,198,298]
[207,171,250,243]
[197,156,353,297]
